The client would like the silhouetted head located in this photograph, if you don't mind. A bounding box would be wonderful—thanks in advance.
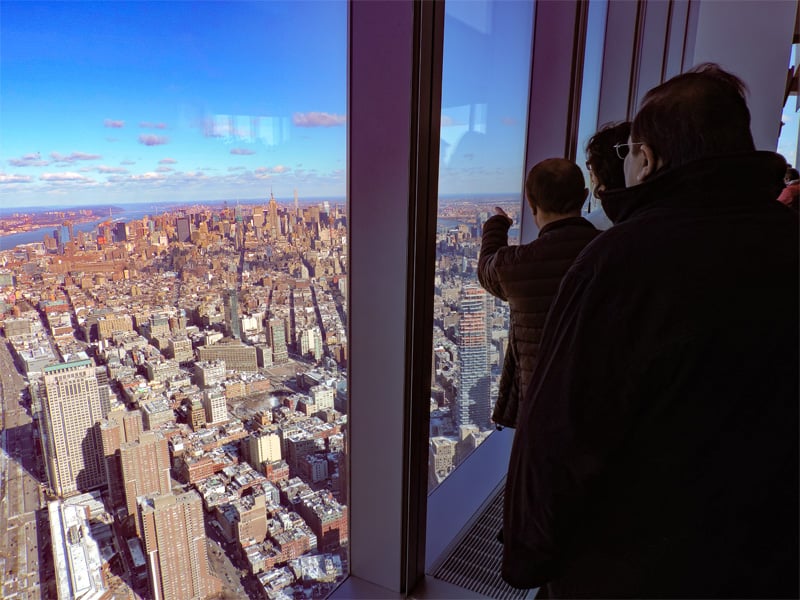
[525,158,587,219]
[785,167,799,183]
[626,63,755,186]
[586,121,631,197]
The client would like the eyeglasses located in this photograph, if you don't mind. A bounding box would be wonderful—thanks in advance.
[613,142,644,160]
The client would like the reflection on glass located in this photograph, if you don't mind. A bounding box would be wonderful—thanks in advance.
[576,0,609,214]
[429,0,534,492]
[777,44,799,168]
[0,2,348,599]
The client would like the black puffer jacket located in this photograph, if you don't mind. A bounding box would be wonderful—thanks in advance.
[502,152,798,598]
[477,215,600,428]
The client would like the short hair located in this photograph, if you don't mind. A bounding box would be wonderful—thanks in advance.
[631,63,755,170]
[525,158,586,214]
[585,121,631,196]
[786,167,799,181]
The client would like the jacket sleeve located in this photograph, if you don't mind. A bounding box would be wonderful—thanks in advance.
[478,215,513,300]
[501,261,638,589]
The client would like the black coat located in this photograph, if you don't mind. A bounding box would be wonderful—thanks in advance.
[478,215,600,428]
[502,152,799,598]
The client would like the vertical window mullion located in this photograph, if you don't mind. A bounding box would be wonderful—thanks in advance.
[348,0,433,592]
[403,0,445,593]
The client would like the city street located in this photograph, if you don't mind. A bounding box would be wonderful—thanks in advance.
[0,336,46,599]
[206,520,248,598]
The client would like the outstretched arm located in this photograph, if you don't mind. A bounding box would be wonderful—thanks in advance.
[478,209,514,300]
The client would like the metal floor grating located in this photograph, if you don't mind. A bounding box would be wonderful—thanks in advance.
[432,486,534,599]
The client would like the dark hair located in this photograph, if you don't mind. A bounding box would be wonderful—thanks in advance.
[525,158,586,214]
[631,63,755,170]
[585,121,631,197]
[786,167,799,181]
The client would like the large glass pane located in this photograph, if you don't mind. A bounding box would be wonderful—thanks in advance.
[0,2,347,598]
[429,0,533,492]
[576,0,609,216]
[778,44,799,169]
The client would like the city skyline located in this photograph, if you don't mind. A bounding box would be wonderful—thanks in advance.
[1,196,352,598]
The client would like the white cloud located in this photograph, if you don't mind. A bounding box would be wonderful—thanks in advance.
[292,112,346,127]
[40,172,95,183]
[0,173,33,184]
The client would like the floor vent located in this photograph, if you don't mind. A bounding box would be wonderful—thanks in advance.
[432,487,535,599]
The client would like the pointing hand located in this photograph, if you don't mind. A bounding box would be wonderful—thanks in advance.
[494,207,512,225]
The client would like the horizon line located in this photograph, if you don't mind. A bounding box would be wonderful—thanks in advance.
[0,192,523,212]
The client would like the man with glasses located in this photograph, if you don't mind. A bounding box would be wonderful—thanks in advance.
[584,121,631,230]
[502,64,798,598]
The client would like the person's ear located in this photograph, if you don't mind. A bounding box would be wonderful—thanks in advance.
[637,144,660,182]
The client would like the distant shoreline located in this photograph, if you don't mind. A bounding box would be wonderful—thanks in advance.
[0,192,521,215]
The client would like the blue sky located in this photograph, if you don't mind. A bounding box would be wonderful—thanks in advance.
[0,0,537,208]
[778,45,799,168]
[0,1,347,207]
[3,2,795,209]
[437,0,533,197]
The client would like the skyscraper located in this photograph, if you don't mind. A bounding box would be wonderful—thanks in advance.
[253,205,266,229]
[137,491,220,600]
[42,358,107,497]
[267,189,279,239]
[269,318,289,363]
[99,407,143,509]
[176,216,191,243]
[455,286,492,431]
[223,289,241,340]
[300,326,324,361]
[120,431,172,519]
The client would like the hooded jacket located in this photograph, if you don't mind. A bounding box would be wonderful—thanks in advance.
[502,152,798,598]
[477,215,599,428]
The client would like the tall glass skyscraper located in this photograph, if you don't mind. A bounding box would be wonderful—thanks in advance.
[456,286,492,431]
[223,288,241,340]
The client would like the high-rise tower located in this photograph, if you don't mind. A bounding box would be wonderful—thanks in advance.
[223,289,241,340]
[42,358,107,497]
[176,216,191,243]
[137,491,220,600]
[120,431,172,520]
[455,286,492,431]
[269,318,289,363]
[99,407,143,509]
[267,189,279,238]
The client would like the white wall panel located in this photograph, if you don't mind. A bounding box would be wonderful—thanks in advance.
[688,0,796,150]
[348,0,414,590]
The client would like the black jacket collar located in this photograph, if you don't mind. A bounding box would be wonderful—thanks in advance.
[538,216,595,238]
[601,151,787,224]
